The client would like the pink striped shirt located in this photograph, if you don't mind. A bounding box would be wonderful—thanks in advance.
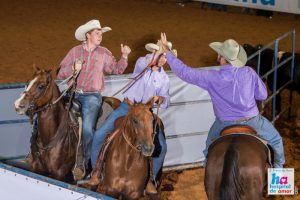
[57,44,128,92]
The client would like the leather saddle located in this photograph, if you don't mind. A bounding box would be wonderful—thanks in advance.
[220,125,257,136]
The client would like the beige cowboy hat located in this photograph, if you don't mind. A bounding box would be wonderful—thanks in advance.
[145,41,178,57]
[209,39,247,68]
[75,19,112,41]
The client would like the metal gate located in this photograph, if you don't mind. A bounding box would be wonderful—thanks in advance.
[247,30,296,123]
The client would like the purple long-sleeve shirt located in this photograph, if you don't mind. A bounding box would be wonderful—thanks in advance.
[166,52,267,121]
[123,53,170,109]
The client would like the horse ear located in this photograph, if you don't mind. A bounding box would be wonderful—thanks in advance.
[125,98,134,107]
[33,64,41,73]
[146,97,156,107]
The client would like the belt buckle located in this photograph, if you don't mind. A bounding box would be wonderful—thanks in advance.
[76,89,83,94]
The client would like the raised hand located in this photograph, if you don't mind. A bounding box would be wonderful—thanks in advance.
[160,32,171,53]
[121,44,131,59]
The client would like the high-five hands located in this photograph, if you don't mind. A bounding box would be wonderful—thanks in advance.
[160,32,171,53]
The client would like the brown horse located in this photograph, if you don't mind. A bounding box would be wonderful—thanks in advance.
[14,67,79,181]
[87,97,162,200]
[205,132,270,200]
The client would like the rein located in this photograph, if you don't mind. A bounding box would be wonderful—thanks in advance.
[112,52,158,97]
[152,102,161,143]
[88,101,162,186]
[31,70,81,151]
[121,101,161,152]
[27,70,80,120]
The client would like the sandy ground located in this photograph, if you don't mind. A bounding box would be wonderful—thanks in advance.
[0,0,299,199]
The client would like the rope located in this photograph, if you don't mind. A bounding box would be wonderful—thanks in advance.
[111,52,158,97]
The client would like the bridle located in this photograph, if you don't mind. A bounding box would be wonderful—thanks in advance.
[112,51,164,97]
[25,71,79,123]
[121,102,161,153]
[24,76,52,121]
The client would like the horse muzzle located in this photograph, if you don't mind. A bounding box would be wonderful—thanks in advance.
[140,144,155,157]
[14,100,29,115]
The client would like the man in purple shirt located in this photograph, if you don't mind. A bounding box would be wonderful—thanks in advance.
[57,19,131,180]
[160,33,285,168]
[91,42,175,193]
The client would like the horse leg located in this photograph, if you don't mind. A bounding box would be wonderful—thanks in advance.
[30,153,47,175]
[243,175,264,200]
[123,191,144,200]
[96,182,106,194]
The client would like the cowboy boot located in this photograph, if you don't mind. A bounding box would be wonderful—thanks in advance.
[146,180,158,194]
[72,142,86,181]
[87,170,101,186]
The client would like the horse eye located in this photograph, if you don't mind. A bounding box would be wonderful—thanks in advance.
[132,118,138,125]
[38,85,45,90]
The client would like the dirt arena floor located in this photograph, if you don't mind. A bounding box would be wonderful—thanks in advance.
[1,0,300,199]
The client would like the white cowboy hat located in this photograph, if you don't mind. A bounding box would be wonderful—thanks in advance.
[145,41,177,57]
[75,19,112,41]
[209,39,247,68]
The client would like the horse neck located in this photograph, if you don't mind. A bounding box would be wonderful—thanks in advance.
[115,118,144,159]
[37,81,66,141]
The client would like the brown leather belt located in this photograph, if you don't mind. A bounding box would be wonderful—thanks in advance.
[233,116,255,122]
[75,89,100,94]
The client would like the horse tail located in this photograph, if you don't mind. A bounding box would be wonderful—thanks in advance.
[220,140,244,200]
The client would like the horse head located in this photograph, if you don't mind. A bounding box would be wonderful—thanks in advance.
[14,66,55,116]
[124,97,158,157]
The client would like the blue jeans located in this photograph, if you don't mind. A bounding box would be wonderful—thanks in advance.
[203,114,285,168]
[91,102,167,179]
[75,93,102,166]
[152,126,167,179]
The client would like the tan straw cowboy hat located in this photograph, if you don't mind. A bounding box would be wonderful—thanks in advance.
[75,19,112,41]
[209,39,247,68]
[145,41,178,57]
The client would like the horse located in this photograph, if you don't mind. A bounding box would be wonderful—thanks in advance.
[86,97,163,200]
[14,67,80,181]
[204,126,270,200]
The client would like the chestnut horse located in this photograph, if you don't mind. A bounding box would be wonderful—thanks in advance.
[14,67,80,181]
[205,133,270,200]
[87,98,162,200]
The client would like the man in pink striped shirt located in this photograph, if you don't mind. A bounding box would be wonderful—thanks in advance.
[57,19,131,180]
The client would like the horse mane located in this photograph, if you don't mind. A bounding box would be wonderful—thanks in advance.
[220,136,245,200]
